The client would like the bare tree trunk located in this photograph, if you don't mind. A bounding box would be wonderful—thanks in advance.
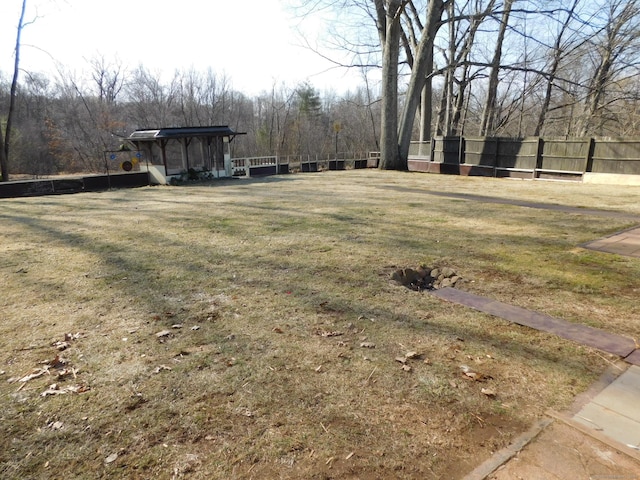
[479,0,513,136]
[378,0,403,170]
[398,0,445,166]
[534,0,579,136]
[2,0,27,182]
[0,127,7,182]
[579,0,639,136]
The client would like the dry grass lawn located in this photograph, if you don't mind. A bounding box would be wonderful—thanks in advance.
[2,170,640,479]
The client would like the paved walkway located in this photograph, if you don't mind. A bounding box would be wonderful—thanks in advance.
[583,226,640,258]
[465,366,640,480]
[378,185,640,221]
[431,288,640,366]
[384,184,640,478]
[431,288,640,478]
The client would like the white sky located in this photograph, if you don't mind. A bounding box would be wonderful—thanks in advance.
[0,0,364,96]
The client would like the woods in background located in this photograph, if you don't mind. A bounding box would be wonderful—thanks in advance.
[1,0,640,177]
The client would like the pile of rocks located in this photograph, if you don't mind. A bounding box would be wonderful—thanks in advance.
[390,265,461,291]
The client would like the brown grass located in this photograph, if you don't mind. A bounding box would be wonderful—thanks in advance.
[1,170,640,479]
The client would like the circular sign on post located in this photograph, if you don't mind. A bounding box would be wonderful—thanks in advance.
[121,160,133,172]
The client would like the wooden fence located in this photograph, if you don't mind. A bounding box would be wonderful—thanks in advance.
[409,137,640,181]
[0,172,150,198]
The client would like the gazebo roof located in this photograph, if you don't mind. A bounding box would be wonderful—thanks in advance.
[127,126,244,142]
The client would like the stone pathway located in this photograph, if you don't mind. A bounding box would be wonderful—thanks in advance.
[583,226,640,258]
[431,287,640,365]
[377,185,640,220]
[465,366,640,480]
[381,184,640,478]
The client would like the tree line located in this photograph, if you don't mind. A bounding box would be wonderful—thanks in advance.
[295,0,640,169]
[0,61,380,179]
[2,0,640,179]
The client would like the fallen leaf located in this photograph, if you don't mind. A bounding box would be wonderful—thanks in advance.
[171,324,183,329]
[481,388,497,397]
[40,383,90,396]
[19,368,49,383]
[45,355,68,368]
[320,331,343,337]
[52,341,70,351]
[48,421,64,430]
[55,368,78,380]
[460,364,490,382]
[153,365,172,374]
[360,342,376,349]
[104,453,118,464]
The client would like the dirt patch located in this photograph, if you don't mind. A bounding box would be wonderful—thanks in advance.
[390,264,461,290]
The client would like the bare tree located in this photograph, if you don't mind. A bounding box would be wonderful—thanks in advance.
[533,0,580,136]
[578,0,640,136]
[375,0,405,169]
[1,0,28,181]
[478,0,513,136]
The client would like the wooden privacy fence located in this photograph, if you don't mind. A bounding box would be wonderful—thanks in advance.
[409,136,640,181]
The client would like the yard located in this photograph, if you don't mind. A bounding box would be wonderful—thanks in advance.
[2,170,640,479]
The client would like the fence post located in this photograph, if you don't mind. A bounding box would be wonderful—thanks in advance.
[584,137,595,174]
[493,138,499,177]
[534,137,544,179]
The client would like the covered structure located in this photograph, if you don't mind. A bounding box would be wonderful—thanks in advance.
[125,126,245,184]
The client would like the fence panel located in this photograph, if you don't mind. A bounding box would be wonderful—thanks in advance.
[432,137,462,164]
[497,138,538,171]
[591,139,640,174]
[464,137,496,166]
[539,138,589,173]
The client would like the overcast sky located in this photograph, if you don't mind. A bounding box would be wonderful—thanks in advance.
[0,0,364,95]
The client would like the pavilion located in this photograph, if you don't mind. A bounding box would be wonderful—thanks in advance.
[125,126,245,184]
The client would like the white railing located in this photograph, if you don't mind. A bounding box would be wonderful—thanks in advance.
[231,152,379,176]
[232,156,278,177]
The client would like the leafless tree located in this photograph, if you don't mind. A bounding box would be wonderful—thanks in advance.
[578,0,640,136]
[1,0,28,181]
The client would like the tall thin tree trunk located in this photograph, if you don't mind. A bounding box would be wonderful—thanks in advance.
[398,0,444,166]
[534,0,578,136]
[2,0,27,182]
[0,127,7,182]
[479,0,512,137]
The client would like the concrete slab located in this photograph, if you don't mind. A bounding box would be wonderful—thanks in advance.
[627,350,640,366]
[573,366,640,449]
[575,403,640,448]
[588,366,640,420]
[583,226,640,258]
[484,421,640,480]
